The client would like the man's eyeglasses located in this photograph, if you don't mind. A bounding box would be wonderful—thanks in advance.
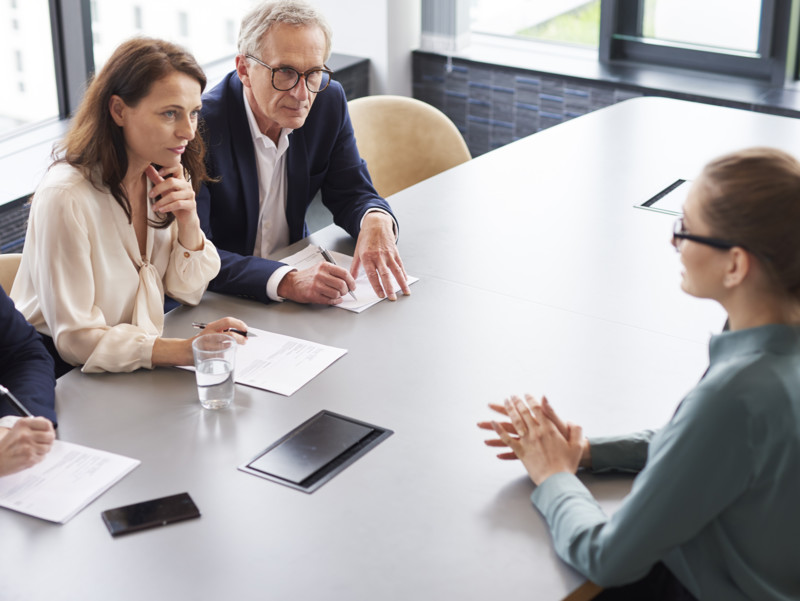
[245,55,333,93]
[671,217,741,252]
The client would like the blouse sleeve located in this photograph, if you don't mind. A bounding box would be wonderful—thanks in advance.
[163,230,221,306]
[25,185,156,373]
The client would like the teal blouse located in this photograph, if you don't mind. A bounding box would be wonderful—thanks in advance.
[531,324,800,600]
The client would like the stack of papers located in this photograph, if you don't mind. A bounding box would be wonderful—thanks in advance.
[0,441,139,523]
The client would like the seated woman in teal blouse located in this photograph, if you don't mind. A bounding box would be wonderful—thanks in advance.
[479,147,800,601]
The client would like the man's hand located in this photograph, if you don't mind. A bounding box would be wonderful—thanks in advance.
[350,212,410,301]
[0,417,56,477]
[277,263,357,305]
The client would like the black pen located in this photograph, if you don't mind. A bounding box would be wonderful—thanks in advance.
[0,384,34,418]
[318,246,358,301]
[191,322,256,338]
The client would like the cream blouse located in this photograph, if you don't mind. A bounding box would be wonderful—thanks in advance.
[11,163,221,373]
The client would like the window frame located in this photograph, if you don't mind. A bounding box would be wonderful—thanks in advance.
[599,0,796,84]
[48,0,95,119]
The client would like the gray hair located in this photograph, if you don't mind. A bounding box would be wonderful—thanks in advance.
[238,0,333,62]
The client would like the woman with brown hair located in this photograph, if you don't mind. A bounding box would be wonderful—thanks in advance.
[480,147,800,600]
[12,38,246,374]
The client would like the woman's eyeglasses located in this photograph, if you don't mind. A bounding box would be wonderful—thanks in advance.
[671,218,741,252]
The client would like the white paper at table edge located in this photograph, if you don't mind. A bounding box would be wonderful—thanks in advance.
[0,440,140,524]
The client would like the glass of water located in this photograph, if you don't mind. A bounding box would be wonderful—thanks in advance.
[192,333,236,410]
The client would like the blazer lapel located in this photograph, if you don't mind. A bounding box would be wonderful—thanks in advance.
[285,130,310,242]
[228,75,260,253]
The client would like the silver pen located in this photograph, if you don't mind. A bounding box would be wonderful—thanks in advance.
[318,246,358,301]
[0,384,34,418]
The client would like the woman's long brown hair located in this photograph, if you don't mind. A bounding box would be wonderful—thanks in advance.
[55,37,210,228]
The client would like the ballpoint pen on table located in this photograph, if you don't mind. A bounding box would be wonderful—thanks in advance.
[318,246,358,301]
[191,322,256,338]
[0,384,34,418]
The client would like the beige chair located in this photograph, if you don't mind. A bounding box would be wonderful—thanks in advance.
[0,253,22,293]
[347,95,471,198]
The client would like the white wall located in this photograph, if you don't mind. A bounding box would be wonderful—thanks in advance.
[312,0,420,96]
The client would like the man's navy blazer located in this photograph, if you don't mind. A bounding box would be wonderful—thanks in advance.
[197,71,394,303]
[0,287,55,423]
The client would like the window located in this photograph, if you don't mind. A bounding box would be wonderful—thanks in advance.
[641,0,762,54]
[464,0,795,84]
[226,19,236,46]
[0,0,257,143]
[178,11,189,37]
[90,0,253,71]
[470,0,600,48]
[0,0,58,137]
[600,0,792,83]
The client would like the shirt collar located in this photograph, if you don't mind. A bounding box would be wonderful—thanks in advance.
[709,323,800,366]
[242,93,291,153]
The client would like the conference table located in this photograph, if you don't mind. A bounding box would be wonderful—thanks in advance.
[4,97,800,601]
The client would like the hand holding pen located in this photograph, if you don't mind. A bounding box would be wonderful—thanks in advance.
[191,319,255,339]
[319,246,358,301]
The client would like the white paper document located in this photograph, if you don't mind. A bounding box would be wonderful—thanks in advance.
[235,328,347,395]
[183,327,347,396]
[0,440,139,523]
[281,245,418,313]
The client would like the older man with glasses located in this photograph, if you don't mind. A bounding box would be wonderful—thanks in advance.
[197,0,410,306]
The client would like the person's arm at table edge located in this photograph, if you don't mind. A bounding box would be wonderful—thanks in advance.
[0,289,56,424]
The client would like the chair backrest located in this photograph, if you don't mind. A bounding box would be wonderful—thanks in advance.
[0,253,22,294]
[347,95,471,198]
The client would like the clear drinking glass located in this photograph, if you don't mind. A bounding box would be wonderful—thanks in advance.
[192,333,236,410]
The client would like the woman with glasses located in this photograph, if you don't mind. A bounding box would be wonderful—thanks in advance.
[11,38,247,375]
[480,147,800,600]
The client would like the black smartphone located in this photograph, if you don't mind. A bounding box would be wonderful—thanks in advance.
[101,492,200,537]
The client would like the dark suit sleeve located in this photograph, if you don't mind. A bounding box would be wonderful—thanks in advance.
[0,287,56,424]
[301,82,397,240]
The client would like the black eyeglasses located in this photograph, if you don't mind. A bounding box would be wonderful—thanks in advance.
[245,55,333,93]
[671,218,741,252]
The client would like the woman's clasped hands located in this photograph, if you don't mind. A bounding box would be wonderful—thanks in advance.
[478,394,590,486]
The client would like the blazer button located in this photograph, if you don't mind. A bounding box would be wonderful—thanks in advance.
[184,251,190,258]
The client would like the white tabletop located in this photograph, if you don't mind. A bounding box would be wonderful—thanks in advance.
[4,97,800,601]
